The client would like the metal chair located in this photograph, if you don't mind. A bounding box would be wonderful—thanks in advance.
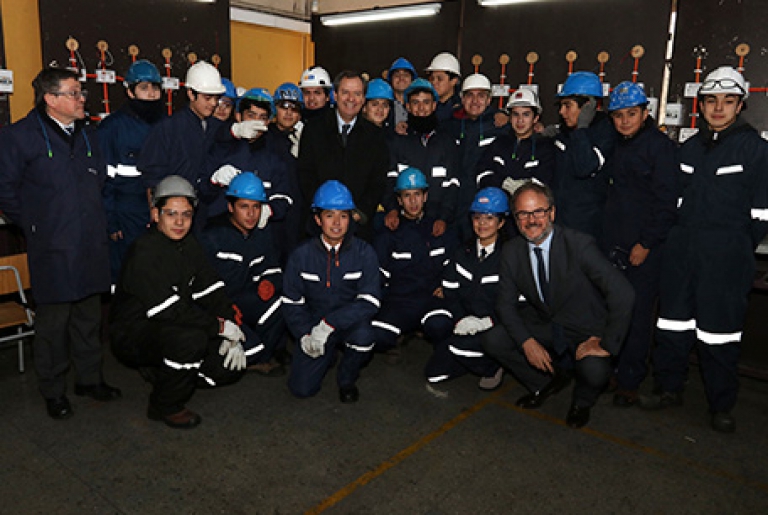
[0,253,34,373]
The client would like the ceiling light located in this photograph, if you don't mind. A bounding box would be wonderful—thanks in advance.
[478,0,540,6]
[320,3,441,27]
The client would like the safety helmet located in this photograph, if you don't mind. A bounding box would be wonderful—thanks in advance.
[366,78,394,102]
[239,87,274,117]
[311,180,356,211]
[124,59,162,86]
[404,78,438,102]
[227,172,267,202]
[506,89,542,114]
[395,167,429,192]
[425,52,461,77]
[470,187,509,216]
[221,78,238,100]
[274,82,304,107]
[698,66,749,99]
[557,71,603,98]
[608,81,648,111]
[185,61,226,95]
[299,66,332,89]
[461,73,492,94]
[388,57,417,82]
[152,175,198,207]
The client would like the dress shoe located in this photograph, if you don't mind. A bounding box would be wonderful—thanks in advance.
[74,382,122,402]
[711,412,735,433]
[566,405,591,428]
[515,370,573,409]
[147,406,202,429]
[612,390,638,408]
[478,367,504,391]
[637,391,683,410]
[339,385,359,403]
[46,396,73,420]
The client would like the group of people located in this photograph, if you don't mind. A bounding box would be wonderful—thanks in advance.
[0,50,765,434]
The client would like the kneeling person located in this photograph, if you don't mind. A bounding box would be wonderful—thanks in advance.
[111,176,249,429]
[283,181,381,403]
[200,172,287,376]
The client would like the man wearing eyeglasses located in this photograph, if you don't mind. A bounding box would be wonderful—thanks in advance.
[639,67,768,433]
[482,181,634,428]
[0,67,120,420]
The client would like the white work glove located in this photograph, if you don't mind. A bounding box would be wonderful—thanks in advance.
[219,319,245,343]
[577,98,597,129]
[211,164,241,186]
[289,121,304,158]
[257,204,273,229]
[309,319,334,346]
[231,120,268,140]
[454,316,493,336]
[540,124,560,138]
[300,334,324,358]
[502,177,529,196]
[219,339,247,371]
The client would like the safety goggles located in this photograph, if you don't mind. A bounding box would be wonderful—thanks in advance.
[276,101,301,112]
[699,79,746,96]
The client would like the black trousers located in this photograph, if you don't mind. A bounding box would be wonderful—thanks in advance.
[482,325,611,408]
[34,294,104,399]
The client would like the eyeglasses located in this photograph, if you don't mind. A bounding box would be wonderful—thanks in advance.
[514,206,552,221]
[160,209,194,220]
[277,101,301,112]
[52,90,88,100]
[699,79,746,96]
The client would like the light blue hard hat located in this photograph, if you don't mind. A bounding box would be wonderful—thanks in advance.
[395,167,428,192]
[238,87,274,117]
[366,78,394,102]
[124,59,162,86]
[404,78,438,102]
[221,78,238,100]
[557,71,603,98]
[388,57,417,82]
[312,180,356,211]
[227,172,267,202]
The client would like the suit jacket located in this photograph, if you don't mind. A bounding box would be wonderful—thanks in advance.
[495,225,634,355]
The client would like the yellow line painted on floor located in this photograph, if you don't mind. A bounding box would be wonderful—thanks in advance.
[493,398,768,494]
[305,384,514,515]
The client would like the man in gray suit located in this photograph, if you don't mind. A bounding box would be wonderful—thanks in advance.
[482,181,634,428]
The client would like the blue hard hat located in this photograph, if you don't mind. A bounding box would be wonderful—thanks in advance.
[388,57,417,82]
[395,167,428,192]
[557,71,603,98]
[238,87,274,116]
[404,78,438,102]
[274,82,304,107]
[470,187,509,215]
[608,81,648,111]
[124,59,162,86]
[221,78,238,100]
[312,180,356,211]
[227,172,267,202]
[366,78,394,102]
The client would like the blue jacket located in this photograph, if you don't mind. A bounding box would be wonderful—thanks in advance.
[0,108,109,304]
[476,134,556,190]
[282,236,381,338]
[442,239,504,322]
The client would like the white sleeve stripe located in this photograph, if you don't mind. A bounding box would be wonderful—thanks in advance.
[357,293,380,308]
[258,297,282,325]
[476,170,493,185]
[421,309,452,325]
[593,147,605,169]
[191,281,225,300]
[217,252,244,262]
[751,208,768,221]
[147,294,180,318]
[281,295,305,305]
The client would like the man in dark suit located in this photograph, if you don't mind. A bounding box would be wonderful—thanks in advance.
[482,181,634,428]
[298,70,389,241]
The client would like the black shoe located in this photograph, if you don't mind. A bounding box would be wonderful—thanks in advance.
[74,382,122,402]
[637,391,683,410]
[612,390,638,408]
[566,405,591,428]
[711,412,735,433]
[339,385,359,404]
[147,405,202,429]
[46,396,73,420]
[515,370,573,409]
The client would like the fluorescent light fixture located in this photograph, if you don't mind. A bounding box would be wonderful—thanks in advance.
[320,3,441,27]
[478,0,541,6]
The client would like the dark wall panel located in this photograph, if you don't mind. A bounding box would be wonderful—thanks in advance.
[38,0,230,116]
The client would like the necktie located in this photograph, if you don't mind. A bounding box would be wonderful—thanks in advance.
[201,119,207,133]
[64,126,74,136]
[479,248,488,262]
[341,124,351,147]
[534,247,550,305]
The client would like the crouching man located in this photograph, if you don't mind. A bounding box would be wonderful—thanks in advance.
[283,181,381,403]
[110,176,249,429]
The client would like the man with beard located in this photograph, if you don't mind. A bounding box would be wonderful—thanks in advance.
[99,60,166,282]
[298,70,389,242]
[482,181,634,428]
[384,78,460,238]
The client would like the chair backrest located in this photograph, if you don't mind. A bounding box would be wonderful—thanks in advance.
[0,253,31,295]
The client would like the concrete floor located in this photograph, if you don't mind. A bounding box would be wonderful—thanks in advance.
[1,336,767,515]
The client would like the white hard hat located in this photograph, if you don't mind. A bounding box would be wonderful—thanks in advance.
[152,175,198,207]
[185,61,226,95]
[461,73,491,93]
[699,66,748,99]
[299,66,332,89]
[425,52,461,77]
[506,89,542,114]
